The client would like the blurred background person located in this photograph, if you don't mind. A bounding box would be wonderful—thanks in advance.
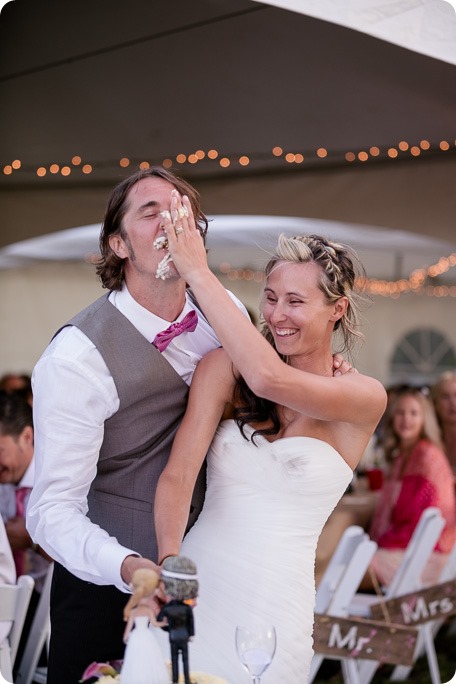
[0,514,16,647]
[0,390,50,669]
[356,384,408,477]
[367,386,455,587]
[431,370,456,476]
[0,372,33,406]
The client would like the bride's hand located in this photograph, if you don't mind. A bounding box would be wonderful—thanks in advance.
[161,189,209,283]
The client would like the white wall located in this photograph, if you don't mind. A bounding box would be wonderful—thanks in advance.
[1,262,454,389]
[1,262,104,375]
[355,293,455,385]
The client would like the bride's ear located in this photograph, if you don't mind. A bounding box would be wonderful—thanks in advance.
[330,296,348,323]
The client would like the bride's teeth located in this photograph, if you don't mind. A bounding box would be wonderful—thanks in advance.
[276,329,295,336]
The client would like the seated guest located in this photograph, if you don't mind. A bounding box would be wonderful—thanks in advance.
[431,371,456,476]
[0,372,33,406]
[368,386,456,587]
[0,515,16,647]
[0,391,51,668]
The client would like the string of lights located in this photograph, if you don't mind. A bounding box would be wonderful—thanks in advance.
[2,137,455,178]
[3,137,455,299]
[218,253,456,299]
[361,253,456,298]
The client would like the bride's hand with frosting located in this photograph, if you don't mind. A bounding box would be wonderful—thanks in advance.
[161,189,209,283]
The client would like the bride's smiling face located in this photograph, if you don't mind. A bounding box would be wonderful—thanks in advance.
[262,261,338,357]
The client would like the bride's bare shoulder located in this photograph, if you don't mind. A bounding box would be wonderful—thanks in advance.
[198,346,232,368]
[193,347,238,385]
[340,371,387,422]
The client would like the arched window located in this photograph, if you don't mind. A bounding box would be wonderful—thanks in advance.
[390,328,456,386]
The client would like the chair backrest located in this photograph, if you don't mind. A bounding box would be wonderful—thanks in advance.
[15,563,53,684]
[385,506,445,598]
[315,525,367,614]
[352,508,447,684]
[326,537,378,617]
[437,539,456,582]
[0,575,34,666]
[310,529,377,684]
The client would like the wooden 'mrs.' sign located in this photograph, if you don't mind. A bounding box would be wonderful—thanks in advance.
[313,614,417,666]
[370,580,456,626]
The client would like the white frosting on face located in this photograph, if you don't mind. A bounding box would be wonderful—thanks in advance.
[153,234,172,279]
[155,252,172,279]
[153,235,168,250]
[154,200,186,279]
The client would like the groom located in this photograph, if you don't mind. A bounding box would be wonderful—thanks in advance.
[28,166,352,684]
[27,166,251,684]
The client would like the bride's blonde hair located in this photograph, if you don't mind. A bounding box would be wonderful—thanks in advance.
[261,233,366,357]
[234,233,367,443]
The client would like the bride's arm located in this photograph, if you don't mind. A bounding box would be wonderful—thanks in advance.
[164,193,386,428]
[154,347,235,564]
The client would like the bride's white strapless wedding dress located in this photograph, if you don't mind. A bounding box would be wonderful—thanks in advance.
[175,419,352,683]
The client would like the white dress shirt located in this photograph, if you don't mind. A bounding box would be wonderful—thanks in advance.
[27,285,247,592]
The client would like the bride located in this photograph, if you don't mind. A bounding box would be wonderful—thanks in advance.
[154,192,386,683]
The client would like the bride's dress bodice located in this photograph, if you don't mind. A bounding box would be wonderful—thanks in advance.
[178,419,353,683]
[201,420,352,539]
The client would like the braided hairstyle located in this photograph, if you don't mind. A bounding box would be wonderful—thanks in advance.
[233,233,367,442]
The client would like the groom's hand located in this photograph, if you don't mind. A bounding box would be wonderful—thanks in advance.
[332,353,357,377]
[121,554,161,586]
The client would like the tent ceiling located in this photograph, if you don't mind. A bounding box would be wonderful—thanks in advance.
[0,0,455,249]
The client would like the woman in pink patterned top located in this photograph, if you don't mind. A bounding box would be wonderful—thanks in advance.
[369,386,456,586]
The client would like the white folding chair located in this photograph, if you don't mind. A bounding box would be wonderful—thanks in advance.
[348,507,446,684]
[315,525,367,616]
[309,526,378,684]
[390,539,456,682]
[0,575,35,683]
[16,563,53,684]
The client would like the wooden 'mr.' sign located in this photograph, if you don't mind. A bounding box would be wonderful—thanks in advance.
[370,580,456,627]
[314,614,417,666]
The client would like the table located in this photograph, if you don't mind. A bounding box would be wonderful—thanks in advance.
[315,482,379,584]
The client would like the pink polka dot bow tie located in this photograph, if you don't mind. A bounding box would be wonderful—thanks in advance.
[152,310,198,352]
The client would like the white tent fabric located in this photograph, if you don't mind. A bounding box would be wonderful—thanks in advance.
[1,217,455,286]
[258,0,456,65]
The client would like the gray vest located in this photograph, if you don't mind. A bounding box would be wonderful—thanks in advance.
[61,294,206,561]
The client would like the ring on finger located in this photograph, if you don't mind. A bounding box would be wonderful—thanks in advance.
[175,227,184,235]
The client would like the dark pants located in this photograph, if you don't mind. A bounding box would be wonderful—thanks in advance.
[47,563,129,684]
[170,642,190,684]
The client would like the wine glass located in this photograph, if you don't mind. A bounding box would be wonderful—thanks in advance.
[235,624,276,683]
